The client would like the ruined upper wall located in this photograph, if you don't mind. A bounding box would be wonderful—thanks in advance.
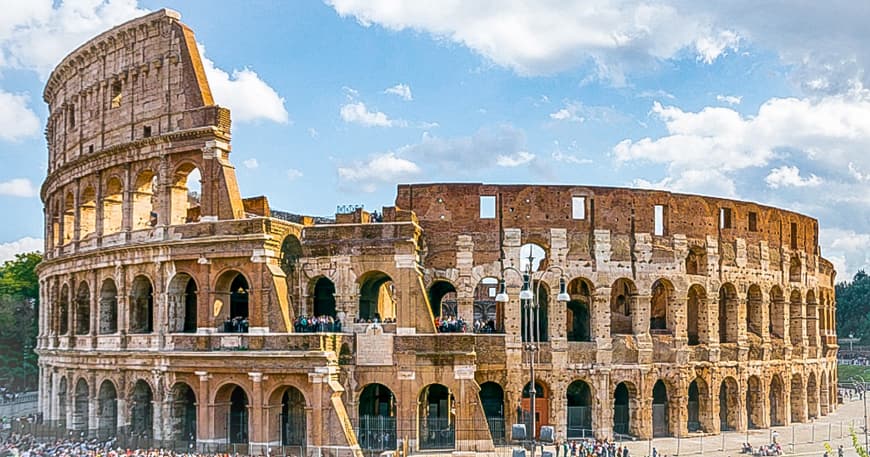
[43,9,224,174]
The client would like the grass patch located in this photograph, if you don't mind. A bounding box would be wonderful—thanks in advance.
[839,364,870,382]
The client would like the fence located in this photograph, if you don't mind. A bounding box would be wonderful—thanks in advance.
[0,391,38,417]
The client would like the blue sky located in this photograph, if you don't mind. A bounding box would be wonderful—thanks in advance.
[2,0,870,279]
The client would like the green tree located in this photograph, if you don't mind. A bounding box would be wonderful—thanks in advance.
[0,252,41,391]
[836,270,870,342]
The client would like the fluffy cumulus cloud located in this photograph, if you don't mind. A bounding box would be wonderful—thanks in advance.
[199,47,289,124]
[820,228,870,279]
[384,83,413,101]
[0,237,43,262]
[496,151,535,167]
[337,152,420,192]
[286,168,303,181]
[0,178,38,198]
[0,91,40,142]
[716,94,742,105]
[242,158,259,169]
[340,101,406,127]
[764,166,822,189]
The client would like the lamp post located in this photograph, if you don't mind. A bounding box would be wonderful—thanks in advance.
[496,250,569,457]
[852,375,869,452]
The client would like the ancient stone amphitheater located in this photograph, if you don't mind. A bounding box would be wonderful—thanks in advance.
[35,9,838,456]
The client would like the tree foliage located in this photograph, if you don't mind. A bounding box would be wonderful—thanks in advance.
[836,270,870,342]
[0,252,41,391]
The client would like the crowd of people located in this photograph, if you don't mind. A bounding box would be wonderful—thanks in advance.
[0,389,32,405]
[353,315,395,324]
[221,316,249,333]
[741,441,783,456]
[435,315,467,333]
[552,438,629,457]
[292,315,342,333]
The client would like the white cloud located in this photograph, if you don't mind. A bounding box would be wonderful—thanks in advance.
[694,30,740,64]
[286,168,303,180]
[199,46,289,124]
[0,178,37,197]
[764,165,822,189]
[0,90,40,142]
[340,101,406,127]
[337,152,420,192]
[496,151,535,167]
[242,158,259,169]
[550,108,583,122]
[716,94,742,105]
[308,127,319,138]
[820,228,870,278]
[633,169,738,198]
[0,237,43,262]
[384,83,413,101]
[552,150,593,165]
[637,89,675,100]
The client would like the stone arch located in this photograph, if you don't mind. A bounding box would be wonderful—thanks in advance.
[57,376,68,427]
[311,276,337,318]
[519,242,547,272]
[746,285,763,337]
[789,255,801,283]
[769,374,786,426]
[51,199,61,247]
[129,275,154,334]
[74,280,90,335]
[566,379,593,438]
[613,380,639,437]
[719,376,739,431]
[806,289,818,347]
[280,234,303,277]
[131,169,157,229]
[650,279,674,332]
[687,376,711,432]
[687,285,706,345]
[769,286,785,339]
[72,378,89,431]
[215,383,250,444]
[790,373,806,423]
[566,278,593,342]
[170,162,202,224]
[746,375,764,429]
[523,279,550,342]
[97,380,118,439]
[168,383,197,442]
[358,271,395,322]
[652,379,670,437]
[610,278,636,335]
[686,246,707,276]
[79,185,97,237]
[215,270,250,331]
[473,277,501,332]
[99,278,118,334]
[264,385,306,447]
[59,283,70,335]
[167,273,197,333]
[428,279,457,318]
[807,371,819,419]
[63,192,74,243]
[718,283,739,343]
[479,382,505,444]
[419,383,455,449]
[820,369,830,415]
[789,289,803,346]
[358,383,397,450]
[102,176,123,234]
[130,379,153,438]
[522,380,550,439]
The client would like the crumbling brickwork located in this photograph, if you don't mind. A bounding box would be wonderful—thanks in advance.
[36,10,838,456]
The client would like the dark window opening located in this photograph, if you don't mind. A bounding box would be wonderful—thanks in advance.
[143,125,152,138]
[748,212,758,232]
[111,82,122,108]
[790,223,798,249]
[719,208,732,229]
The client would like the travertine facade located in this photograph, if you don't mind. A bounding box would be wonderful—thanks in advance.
[36,9,838,456]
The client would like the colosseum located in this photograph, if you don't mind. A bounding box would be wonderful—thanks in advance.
[35,8,838,457]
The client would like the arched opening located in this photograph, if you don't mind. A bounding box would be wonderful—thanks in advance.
[789,290,803,346]
[419,384,455,450]
[129,276,154,334]
[769,286,785,339]
[820,370,830,415]
[747,285,763,337]
[75,281,90,335]
[566,278,592,342]
[279,235,303,277]
[789,255,801,283]
[613,381,637,437]
[479,382,505,444]
[130,380,154,439]
[79,186,96,238]
[59,284,70,335]
[230,275,249,323]
[358,271,395,322]
[227,386,249,444]
[718,283,738,344]
[170,164,202,224]
[522,280,549,342]
[769,375,785,426]
[652,380,669,437]
[473,277,501,333]
[650,279,673,332]
[97,381,117,439]
[807,372,819,419]
[51,201,61,247]
[168,383,197,443]
[215,271,250,332]
[685,247,707,276]
[63,192,74,244]
[279,387,306,447]
[428,280,457,319]
[610,278,635,335]
[312,277,337,319]
[102,177,123,234]
[131,170,157,230]
[806,290,818,347]
[168,274,197,333]
[57,377,68,428]
[521,381,549,439]
[746,376,763,429]
[687,285,705,345]
[99,279,118,334]
[73,379,89,432]
[566,380,592,438]
[358,384,396,451]
[688,380,701,432]
[520,243,547,272]
[719,377,739,431]
[790,374,806,423]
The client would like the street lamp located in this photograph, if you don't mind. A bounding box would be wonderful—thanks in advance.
[852,375,869,452]
[496,249,569,457]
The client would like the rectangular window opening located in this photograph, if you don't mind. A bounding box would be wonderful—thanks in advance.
[654,205,665,236]
[111,82,122,108]
[748,212,758,232]
[719,208,732,229]
[572,196,586,220]
[143,125,152,138]
[790,222,798,249]
[480,195,496,219]
[68,105,75,128]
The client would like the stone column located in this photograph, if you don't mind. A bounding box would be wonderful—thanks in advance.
[593,372,612,440]
[248,372,266,453]
[195,371,210,443]
[88,373,98,436]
